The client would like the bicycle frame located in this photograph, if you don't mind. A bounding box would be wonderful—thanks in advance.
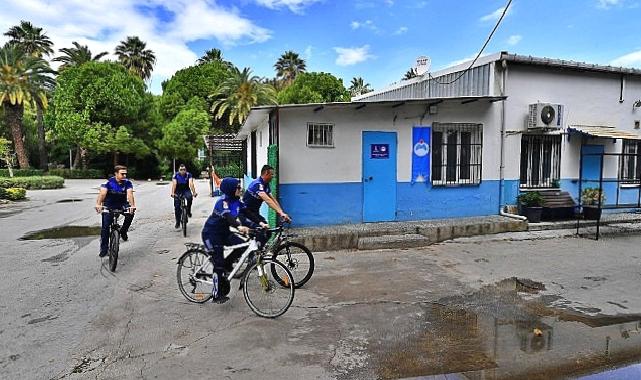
[191,236,261,283]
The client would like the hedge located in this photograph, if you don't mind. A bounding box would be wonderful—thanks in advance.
[0,176,64,189]
[48,168,104,179]
[0,187,27,201]
[0,169,45,177]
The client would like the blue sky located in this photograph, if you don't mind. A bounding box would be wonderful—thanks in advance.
[1,0,640,94]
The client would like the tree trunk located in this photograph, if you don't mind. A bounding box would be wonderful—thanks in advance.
[4,103,30,169]
[72,147,81,169]
[36,102,48,170]
[80,147,88,170]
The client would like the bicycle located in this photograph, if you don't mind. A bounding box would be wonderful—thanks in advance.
[177,194,188,237]
[101,207,133,272]
[176,228,295,318]
[264,221,314,289]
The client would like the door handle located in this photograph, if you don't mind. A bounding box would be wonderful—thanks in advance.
[364,176,373,182]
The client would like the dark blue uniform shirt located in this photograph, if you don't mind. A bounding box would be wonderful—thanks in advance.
[173,172,192,193]
[203,196,246,235]
[242,177,271,212]
[101,177,133,209]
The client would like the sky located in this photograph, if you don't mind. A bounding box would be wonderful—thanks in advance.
[1,0,640,95]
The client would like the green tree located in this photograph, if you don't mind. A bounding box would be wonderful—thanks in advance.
[115,36,156,81]
[0,45,54,168]
[157,106,210,167]
[5,21,55,169]
[277,72,350,105]
[274,50,306,84]
[349,77,373,97]
[159,61,230,121]
[0,137,14,177]
[51,61,147,168]
[197,48,233,68]
[4,21,54,57]
[210,67,277,127]
[54,42,108,71]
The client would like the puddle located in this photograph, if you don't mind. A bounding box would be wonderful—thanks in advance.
[20,226,101,240]
[370,278,641,380]
[56,199,84,203]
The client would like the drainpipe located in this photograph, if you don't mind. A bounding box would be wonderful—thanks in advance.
[498,58,508,215]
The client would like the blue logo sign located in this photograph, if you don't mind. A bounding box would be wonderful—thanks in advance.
[371,144,389,159]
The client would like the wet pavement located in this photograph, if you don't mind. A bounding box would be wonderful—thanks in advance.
[1,180,641,379]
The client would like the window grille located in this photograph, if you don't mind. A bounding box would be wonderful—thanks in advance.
[432,123,482,186]
[307,123,334,147]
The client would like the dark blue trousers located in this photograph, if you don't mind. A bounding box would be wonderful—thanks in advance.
[174,190,193,223]
[100,210,134,253]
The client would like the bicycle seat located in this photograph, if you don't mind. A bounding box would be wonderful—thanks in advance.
[184,242,207,251]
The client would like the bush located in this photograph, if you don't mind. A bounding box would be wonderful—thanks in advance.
[0,169,45,177]
[517,191,544,207]
[581,188,606,205]
[1,187,27,201]
[0,176,64,189]
[48,168,104,179]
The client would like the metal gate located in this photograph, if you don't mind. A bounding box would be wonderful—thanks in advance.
[203,134,246,196]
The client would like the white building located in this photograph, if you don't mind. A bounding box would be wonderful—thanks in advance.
[238,52,641,226]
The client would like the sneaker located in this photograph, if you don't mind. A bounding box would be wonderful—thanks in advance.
[121,232,128,242]
[175,222,180,229]
[187,212,192,218]
[211,296,229,304]
[99,250,108,257]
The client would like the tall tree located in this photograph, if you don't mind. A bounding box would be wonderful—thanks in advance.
[54,42,108,71]
[210,67,277,127]
[4,21,54,58]
[349,77,373,97]
[197,48,232,68]
[277,72,350,105]
[0,45,54,168]
[274,50,306,84]
[403,68,418,80]
[115,36,156,81]
[5,21,54,169]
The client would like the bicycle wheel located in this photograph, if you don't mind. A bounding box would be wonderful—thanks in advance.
[181,205,188,238]
[108,229,119,272]
[270,242,314,288]
[177,249,213,303]
[243,258,294,318]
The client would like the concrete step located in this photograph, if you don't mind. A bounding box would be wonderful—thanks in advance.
[357,233,430,250]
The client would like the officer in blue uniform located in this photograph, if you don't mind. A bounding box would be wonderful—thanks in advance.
[243,165,291,223]
[170,164,197,228]
[202,177,267,303]
[94,165,136,257]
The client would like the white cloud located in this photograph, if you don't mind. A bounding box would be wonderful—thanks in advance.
[393,26,408,35]
[254,0,320,13]
[506,34,522,46]
[334,45,374,66]
[597,0,622,8]
[0,0,273,93]
[479,6,511,22]
[303,45,313,60]
[384,0,394,6]
[350,20,381,33]
[611,50,641,68]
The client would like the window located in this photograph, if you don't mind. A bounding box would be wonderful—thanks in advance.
[432,123,482,186]
[519,134,561,188]
[620,140,641,183]
[307,123,334,147]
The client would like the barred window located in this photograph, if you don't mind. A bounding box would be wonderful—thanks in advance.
[520,134,561,188]
[307,123,334,147]
[432,123,482,186]
[620,140,641,183]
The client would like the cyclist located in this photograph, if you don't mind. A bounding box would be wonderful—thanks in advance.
[94,165,137,257]
[170,164,197,229]
[202,177,268,303]
[243,165,291,223]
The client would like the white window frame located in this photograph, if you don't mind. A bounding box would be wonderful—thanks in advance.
[306,123,334,148]
[431,123,483,186]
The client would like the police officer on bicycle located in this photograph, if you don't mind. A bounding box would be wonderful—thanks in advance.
[243,165,291,222]
[95,165,136,257]
[170,164,197,229]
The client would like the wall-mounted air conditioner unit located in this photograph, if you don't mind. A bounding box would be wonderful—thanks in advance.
[528,103,564,129]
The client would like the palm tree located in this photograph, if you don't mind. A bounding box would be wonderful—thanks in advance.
[274,51,306,83]
[54,42,108,70]
[197,48,233,68]
[4,21,54,58]
[403,68,418,80]
[210,67,277,127]
[0,45,54,169]
[115,36,156,81]
[349,77,373,97]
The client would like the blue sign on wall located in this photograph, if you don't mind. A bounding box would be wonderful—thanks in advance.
[371,144,390,159]
[412,125,431,184]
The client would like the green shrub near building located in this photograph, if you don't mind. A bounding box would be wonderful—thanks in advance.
[0,176,64,190]
[2,188,27,201]
[0,169,45,177]
[48,169,104,179]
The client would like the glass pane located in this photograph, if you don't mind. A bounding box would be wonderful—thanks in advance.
[460,132,471,180]
[432,131,443,181]
[446,131,458,182]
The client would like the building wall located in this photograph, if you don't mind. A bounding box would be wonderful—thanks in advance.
[277,101,512,226]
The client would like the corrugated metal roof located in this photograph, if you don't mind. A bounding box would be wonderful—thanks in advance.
[568,125,641,140]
